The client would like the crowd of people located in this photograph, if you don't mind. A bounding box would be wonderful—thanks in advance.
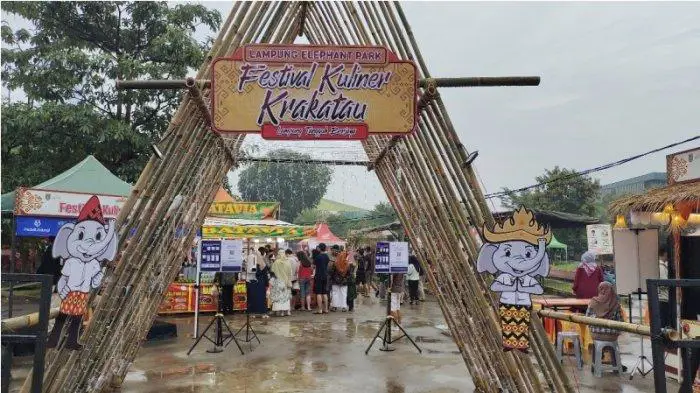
[240,242,427,319]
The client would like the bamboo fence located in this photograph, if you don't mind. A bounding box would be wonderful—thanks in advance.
[31,2,572,392]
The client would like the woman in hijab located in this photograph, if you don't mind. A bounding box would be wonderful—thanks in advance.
[585,282,623,340]
[247,247,269,318]
[329,249,350,311]
[270,250,292,316]
[573,251,604,299]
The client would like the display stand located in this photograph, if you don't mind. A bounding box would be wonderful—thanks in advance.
[365,285,421,354]
[234,311,260,351]
[187,284,244,356]
[629,288,653,379]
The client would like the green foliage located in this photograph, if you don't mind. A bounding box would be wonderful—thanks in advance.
[500,167,601,258]
[294,202,398,240]
[1,2,221,184]
[500,167,601,216]
[238,149,333,222]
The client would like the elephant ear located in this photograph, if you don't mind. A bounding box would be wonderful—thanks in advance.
[476,243,499,274]
[53,224,75,260]
[531,251,551,278]
[96,231,119,262]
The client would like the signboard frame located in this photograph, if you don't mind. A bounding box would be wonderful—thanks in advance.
[210,44,418,140]
[13,187,127,218]
[375,241,409,274]
[667,147,700,186]
[586,224,614,255]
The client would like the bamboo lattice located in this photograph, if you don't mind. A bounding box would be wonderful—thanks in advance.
[33,2,573,392]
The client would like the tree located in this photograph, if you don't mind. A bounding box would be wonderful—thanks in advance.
[500,167,601,260]
[238,149,332,222]
[1,2,221,183]
[500,167,601,216]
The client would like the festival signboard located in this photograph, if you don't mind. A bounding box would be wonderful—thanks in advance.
[202,224,316,240]
[208,201,279,219]
[14,188,127,218]
[211,44,417,140]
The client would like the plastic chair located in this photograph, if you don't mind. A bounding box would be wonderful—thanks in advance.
[592,340,622,377]
[556,331,583,369]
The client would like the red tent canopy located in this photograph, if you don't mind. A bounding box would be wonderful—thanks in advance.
[300,223,346,249]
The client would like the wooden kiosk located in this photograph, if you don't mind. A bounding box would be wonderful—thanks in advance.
[610,147,700,387]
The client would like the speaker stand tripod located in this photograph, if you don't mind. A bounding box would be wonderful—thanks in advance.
[365,289,421,354]
[629,290,653,379]
[234,311,260,351]
[187,289,244,356]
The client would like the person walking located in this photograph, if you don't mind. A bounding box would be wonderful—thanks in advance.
[347,252,359,312]
[407,255,421,304]
[355,248,367,297]
[247,247,269,319]
[573,251,604,299]
[286,249,300,311]
[297,251,314,311]
[313,244,331,314]
[329,249,350,312]
[390,273,404,324]
[270,250,292,316]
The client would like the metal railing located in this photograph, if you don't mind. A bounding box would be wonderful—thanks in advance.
[1,274,52,393]
[648,279,700,393]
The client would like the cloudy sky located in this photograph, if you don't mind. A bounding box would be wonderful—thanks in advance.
[4,2,699,210]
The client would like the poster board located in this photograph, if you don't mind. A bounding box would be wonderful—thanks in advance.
[199,239,243,272]
[586,224,613,255]
[375,241,408,273]
[612,228,659,294]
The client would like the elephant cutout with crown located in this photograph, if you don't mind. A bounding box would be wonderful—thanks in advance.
[47,195,118,350]
[477,207,551,353]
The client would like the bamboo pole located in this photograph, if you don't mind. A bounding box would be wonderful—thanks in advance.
[1,308,59,333]
[537,310,652,336]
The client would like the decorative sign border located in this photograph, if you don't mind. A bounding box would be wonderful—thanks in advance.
[211,44,417,140]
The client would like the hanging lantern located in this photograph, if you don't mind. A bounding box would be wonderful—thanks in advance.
[614,215,627,229]
[688,214,700,226]
[663,203,675,215]
[670,212,688,231]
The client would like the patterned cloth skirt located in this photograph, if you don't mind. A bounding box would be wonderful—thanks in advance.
[499,303,532,352]
[60,291,88,316]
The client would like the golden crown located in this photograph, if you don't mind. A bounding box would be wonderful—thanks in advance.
[482,206,552,246]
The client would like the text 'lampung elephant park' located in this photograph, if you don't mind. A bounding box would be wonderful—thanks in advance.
[2,2,699,393]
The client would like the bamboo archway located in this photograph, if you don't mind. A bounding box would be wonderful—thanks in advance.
[35,3,573,392]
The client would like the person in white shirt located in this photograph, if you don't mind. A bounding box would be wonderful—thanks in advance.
[659,249,672,328]
[286,249,300,311]
[406,255,421,305]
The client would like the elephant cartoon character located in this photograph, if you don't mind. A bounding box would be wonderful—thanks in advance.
[477,207,551,353]
[47,195,118,350]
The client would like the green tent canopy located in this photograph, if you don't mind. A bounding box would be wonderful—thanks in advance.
[1,155,132,213]
[546,235,568,261]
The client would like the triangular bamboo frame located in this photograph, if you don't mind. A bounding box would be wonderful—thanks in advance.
[35,3,574,392]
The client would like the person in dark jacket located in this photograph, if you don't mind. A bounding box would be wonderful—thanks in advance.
[36,237,61,291]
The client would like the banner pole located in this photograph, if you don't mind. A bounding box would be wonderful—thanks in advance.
[193,237,202,338]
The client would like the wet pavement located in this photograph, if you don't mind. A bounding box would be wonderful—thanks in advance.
[5,294,679,392]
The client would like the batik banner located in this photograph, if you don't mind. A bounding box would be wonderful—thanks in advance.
[211,44,417,139]
[14,188,126,218]
[208,201,279,219]
[202,224,316,240]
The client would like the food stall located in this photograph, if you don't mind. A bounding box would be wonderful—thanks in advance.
[609,147,700,385]
[158,192,316,314]
[299,223,346,251]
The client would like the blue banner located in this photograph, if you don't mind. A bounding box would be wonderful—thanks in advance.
[200,240,222,272]
[375,241,390,274]
[15,216,74,237]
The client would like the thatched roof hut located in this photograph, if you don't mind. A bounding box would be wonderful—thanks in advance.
[609,182,700,217]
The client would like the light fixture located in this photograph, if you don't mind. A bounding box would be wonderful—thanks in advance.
[463,151,479,167]
[614,215,627,229]
[651,212,671,226]
[265,238,273,243]
[253,239,260,243]
[663,203,675,215]
[687,214,700,226]
[151,144,164,159]
[670,212,688,231]
[277,237,285,243]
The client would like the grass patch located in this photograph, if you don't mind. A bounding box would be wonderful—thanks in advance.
[551,262,579,272]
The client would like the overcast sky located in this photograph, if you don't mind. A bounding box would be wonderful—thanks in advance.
[4,2,699,210]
